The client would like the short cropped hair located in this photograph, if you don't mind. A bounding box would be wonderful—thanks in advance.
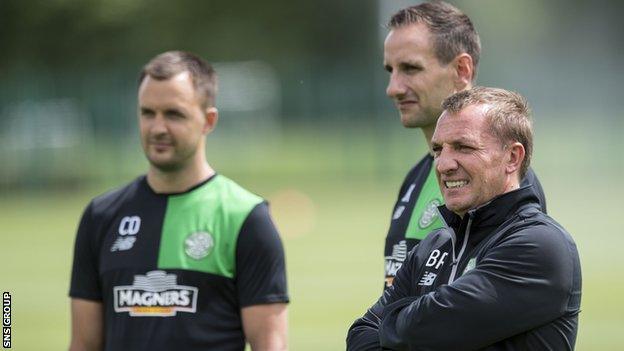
[442,87,533,179]
[139,51,217,108]
[388,1,481,81]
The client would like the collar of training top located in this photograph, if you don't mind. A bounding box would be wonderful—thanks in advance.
[437,185,542,233]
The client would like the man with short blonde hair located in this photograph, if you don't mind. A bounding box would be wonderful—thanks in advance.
[441,86,533,178]
[347,87,581,350]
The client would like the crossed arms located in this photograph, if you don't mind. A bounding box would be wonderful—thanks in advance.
[347,225,579,350]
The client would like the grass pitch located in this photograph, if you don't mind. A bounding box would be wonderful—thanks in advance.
[1,121,622,350]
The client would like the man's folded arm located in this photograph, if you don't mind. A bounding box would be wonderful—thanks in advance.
[379,226,575,350]
[346,304,383,351]
[347,249,416,351]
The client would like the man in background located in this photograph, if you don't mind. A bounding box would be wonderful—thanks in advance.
[348,87,581,350]
[69,51,289,351]
[381,1,546,289]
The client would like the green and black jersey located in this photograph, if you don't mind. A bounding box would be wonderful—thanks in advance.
[70,174,289,351]
[383,154,547,289]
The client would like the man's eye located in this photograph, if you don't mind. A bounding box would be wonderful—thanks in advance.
[140,110,155,118]
[403,65,422,74]
[166,111,185,119]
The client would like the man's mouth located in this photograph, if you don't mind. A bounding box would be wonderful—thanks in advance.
[149,141,174,152]
[398,100,418,108]
[444,180,469,189]
[149,138,173,146]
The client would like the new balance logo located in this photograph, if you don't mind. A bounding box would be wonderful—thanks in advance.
[111,237,137,252]
[418,271,437,286]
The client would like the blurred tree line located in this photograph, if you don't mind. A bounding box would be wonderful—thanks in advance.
[0,0,381,122]
[0,0,378,66]
[1,0,623,189]
[0,0,384,188]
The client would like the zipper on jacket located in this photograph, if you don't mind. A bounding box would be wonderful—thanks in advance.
[448,215,473,283]
[438,207,458,270]
[448,228,457,267]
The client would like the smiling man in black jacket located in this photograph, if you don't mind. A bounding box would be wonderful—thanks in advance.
[347,87,582,350]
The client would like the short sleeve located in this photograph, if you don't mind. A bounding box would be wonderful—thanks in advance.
[235,202,289,307]
[69,202,102,300]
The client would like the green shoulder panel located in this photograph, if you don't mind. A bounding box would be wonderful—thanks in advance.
[405,165,444,240]
[157,175,264,278]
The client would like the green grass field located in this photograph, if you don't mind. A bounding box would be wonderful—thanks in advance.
[1,120,622,350]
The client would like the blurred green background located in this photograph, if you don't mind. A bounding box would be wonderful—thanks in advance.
[1,0,622,350]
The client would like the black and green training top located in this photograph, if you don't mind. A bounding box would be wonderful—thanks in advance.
[69,174,289,351]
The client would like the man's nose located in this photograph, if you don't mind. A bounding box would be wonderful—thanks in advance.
[151,114,168,133]
[386,73,406,98]
[435,148,459,174]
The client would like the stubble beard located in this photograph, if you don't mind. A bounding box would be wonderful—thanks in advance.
[149,157,184,173]
[401,111,438,131]
[146,145,195,174]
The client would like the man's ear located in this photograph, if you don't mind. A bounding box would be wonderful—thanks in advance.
[506,142,525,175]
[453,53,474,91]
[203,107,218,134]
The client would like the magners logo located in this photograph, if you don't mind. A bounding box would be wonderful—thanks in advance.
[113,270,198,317]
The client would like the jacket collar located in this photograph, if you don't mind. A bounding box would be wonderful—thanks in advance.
[438,185,542,235]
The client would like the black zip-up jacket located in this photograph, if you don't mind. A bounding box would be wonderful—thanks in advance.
[347,186,582,350]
